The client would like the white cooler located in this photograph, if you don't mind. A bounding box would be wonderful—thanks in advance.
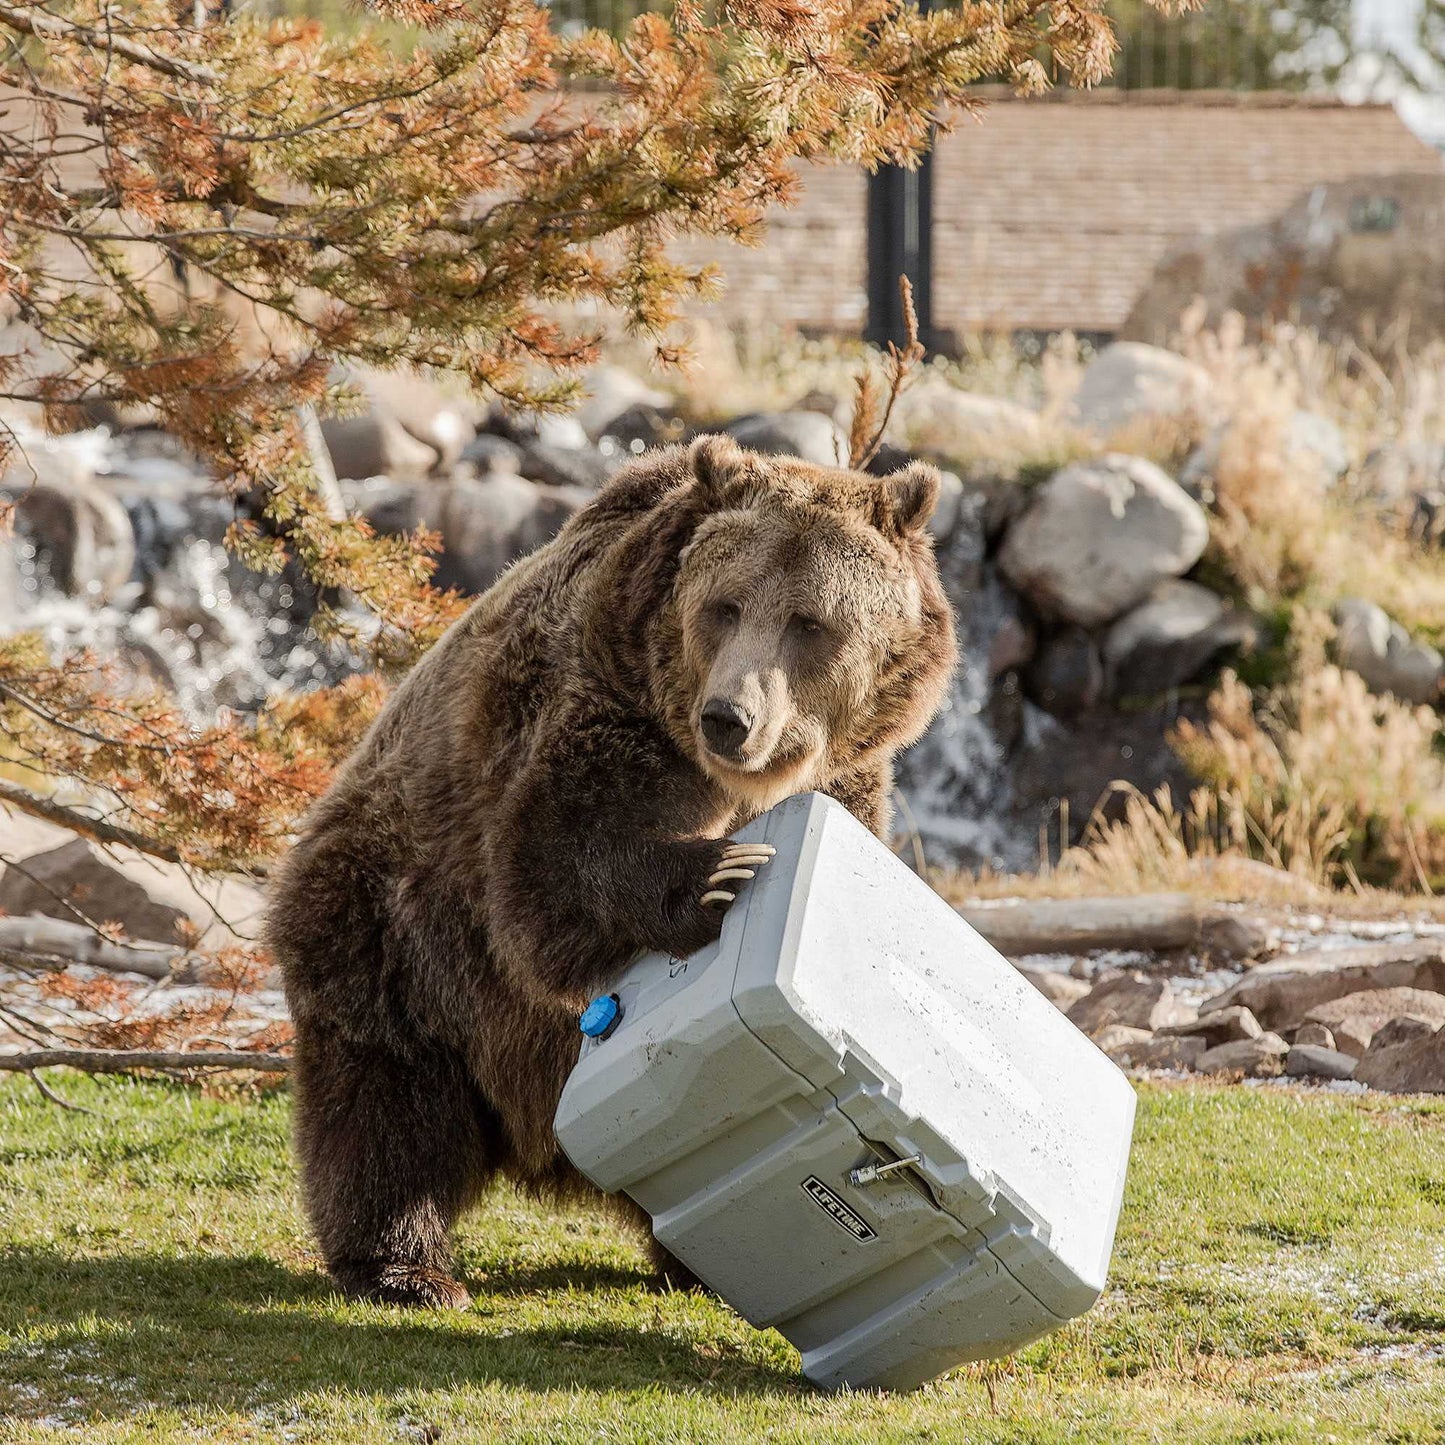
[553,792,1135,1392]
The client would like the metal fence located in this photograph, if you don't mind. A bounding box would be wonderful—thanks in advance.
[269,0,1322,93]
[542,0,660,34]
[538,0,1330,93]
[1104,0,1345,93]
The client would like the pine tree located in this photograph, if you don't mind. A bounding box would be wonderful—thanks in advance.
[0,0,1138,888]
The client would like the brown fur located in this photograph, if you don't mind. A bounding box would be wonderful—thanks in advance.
[266,435,958,1307]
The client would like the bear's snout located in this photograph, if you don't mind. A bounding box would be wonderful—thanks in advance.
[700,697,753,760]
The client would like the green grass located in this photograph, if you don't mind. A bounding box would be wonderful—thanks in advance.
[2,1078,1445,1443]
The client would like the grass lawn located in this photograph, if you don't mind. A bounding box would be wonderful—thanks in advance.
[1,1076,1444,1443]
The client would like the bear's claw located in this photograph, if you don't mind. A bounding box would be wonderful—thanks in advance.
[701,842,775,909]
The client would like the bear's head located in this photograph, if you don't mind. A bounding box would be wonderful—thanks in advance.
[653,434,957,810]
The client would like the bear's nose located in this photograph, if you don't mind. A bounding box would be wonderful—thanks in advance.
[700,698,753,759]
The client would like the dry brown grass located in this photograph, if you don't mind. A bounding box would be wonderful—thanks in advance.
[648,320,1445,907]
[1174,657,1445,893]
[936,781,1445,919]
[1181,311,1445,637]
[942,644,1445,908]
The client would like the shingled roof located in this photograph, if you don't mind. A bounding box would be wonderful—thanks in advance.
[674,92,1443,338]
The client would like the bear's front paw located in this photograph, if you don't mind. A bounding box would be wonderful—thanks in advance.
[699,841,776,911]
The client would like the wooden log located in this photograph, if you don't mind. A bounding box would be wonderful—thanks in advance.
[0,915,194,982]
[0,1047,289,1074]
[956,893,1277,961]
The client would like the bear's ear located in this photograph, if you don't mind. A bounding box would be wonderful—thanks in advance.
[688,433,748,502]
[876,462,940,537]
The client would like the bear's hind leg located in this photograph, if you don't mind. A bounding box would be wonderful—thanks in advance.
[604,1194,711,1295]
[293,1021,494,1309]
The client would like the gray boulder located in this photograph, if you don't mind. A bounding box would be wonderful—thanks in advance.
[1103,580,1257,698]
[1285,1045,1358,1081]
[1022,628,1103,719]
[1354,1017,1445,1093]
[341,477,431,537]
[433,474,588,595]
[1068,343,1215,438]
[482,405,590,454]
[518,441,614,491]
[0,838,190,945]
[10,473,135,602]
[1333,598,1443,706]
[1200,939,1445,1031]
[998,455,1209,628]
[344,469,588,587]
[1093,1025,1156,1063]
[1160,1005,1263,1048]
[573,365,671,440]
[598,404,687,459]
[353,369,481,473]
[459,434,524,477]
[2,426,134,602]
[1109,1033,1208,1070]
[1196,1032,1289,1077]
[320,411,439,482]
[1015,965,1091,1012]
[534,413,591,451]
[1302,987,1445,1059]
[987,611,1037,680]
[888,381,1043,461]
[720,412,848,467]
[928,470,967,543]
[1067,970,1195,1034]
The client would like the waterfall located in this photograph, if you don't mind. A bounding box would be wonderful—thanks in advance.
[895,492,1052,873]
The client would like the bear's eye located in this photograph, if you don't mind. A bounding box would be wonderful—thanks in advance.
[792,613,825,637]
[713,600,741,626]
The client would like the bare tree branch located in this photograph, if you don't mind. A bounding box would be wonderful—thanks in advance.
[0,781,273,882]
[0,779,186,867]
[30,1069,103,1113]
[0,1,217,84]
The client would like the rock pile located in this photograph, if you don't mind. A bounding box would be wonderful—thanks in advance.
[1015,933,1445,1092]
[5,334,1445,873]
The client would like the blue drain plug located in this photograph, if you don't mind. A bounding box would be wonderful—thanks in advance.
[579,993,622,1040]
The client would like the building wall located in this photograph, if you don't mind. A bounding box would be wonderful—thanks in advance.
[668,163,869,335]
[673,93,1443,338]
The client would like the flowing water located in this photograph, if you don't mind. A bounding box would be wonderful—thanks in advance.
[3,428,361,721]
[5,428,1041,863]
[894,493,1048,873]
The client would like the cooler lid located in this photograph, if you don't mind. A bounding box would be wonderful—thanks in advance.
[727,792,1135,1318]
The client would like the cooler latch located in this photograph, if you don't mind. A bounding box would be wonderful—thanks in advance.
[848,1153,922,1187]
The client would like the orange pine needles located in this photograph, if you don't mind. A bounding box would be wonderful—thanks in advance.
[0,0,1144,876]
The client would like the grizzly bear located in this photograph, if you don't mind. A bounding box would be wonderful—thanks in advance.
[267,434,957,1308]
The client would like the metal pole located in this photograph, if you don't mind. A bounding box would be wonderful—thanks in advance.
[864,0,938,351]
[864,151,935,349]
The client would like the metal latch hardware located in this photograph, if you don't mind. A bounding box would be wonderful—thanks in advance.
[849,1154,922,1187]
